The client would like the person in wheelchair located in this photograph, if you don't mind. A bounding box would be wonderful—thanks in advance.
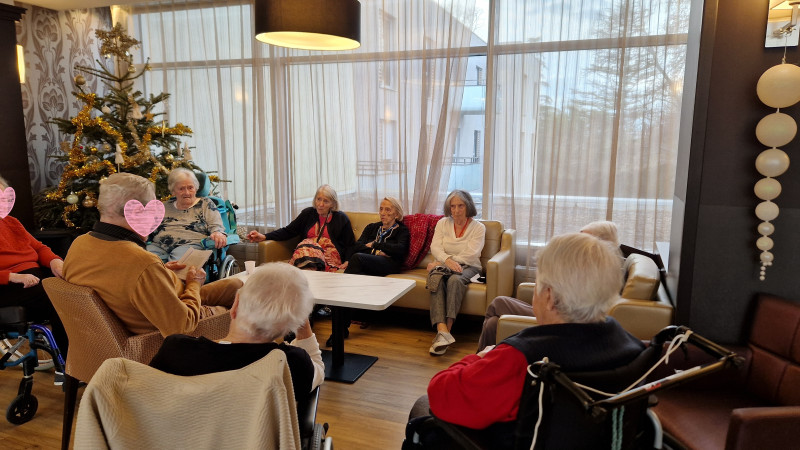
[64,173,241,337]
[0,175,68,355]
[149,262,324,406]
[407,232,644,448]
[147,167,228,263]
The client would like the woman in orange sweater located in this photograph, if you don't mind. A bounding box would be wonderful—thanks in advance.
[0,175,68,354]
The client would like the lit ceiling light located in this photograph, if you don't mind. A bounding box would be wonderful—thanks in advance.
[254,0,361,51]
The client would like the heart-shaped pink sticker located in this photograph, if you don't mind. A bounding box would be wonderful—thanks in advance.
[124,199,165,236]
[0,187,15,219]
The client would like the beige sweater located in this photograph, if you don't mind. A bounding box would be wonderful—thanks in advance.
[75,352,301,449]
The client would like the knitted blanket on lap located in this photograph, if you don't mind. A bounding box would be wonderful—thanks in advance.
[401,213,443,270]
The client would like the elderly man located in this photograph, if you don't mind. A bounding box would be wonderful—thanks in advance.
[476,221,622,350]
[149,262,324,404]
[407,232,644,447]
[63,173,241,337]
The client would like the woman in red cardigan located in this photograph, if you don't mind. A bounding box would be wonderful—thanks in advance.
[0,175,68,354]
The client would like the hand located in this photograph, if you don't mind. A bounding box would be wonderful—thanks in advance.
[210,231,227,249]
[247,230,266,243]
[477,345,495,358]
[426,261,439,272]
[444,257,463,273]
[165,261,187,272]
[338,261,349,271]
[9,273,40,288]
[295,319,313,340]
[185,266,206,285]
[365,241,374,248]
[50,259,64,279]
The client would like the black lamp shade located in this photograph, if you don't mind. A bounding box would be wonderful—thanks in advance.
[254,0,361,51]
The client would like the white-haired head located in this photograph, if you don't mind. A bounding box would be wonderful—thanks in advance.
[234,262,315,339]
[97,173,156,221]
[535,232,622,323]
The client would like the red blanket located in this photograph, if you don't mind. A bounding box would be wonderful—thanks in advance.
[401,214,444,270]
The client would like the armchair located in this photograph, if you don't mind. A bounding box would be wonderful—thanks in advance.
[652,294,800,450]
[42,277,231,450]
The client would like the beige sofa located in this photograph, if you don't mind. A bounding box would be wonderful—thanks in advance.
[497,253,674,341]
[233,211,516,317]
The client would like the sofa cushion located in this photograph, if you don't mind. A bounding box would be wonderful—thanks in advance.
[401,214,443,270]
[620,254,659,300]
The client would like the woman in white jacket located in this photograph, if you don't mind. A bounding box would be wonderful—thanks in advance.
[426,190,485,356]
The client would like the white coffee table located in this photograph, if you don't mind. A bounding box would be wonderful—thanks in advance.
[233,269,414,383]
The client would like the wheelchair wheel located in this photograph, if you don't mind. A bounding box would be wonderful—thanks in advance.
[1,336,55,371]
[221,255,240,279]
[6,394,37,425]
[0,338,25,363]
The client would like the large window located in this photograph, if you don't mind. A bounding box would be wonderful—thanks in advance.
[130,0,689,271]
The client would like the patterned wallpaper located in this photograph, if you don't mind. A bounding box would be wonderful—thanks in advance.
[16,3,111,193]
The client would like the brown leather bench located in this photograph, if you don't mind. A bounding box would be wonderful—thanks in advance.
[652,294,800,449]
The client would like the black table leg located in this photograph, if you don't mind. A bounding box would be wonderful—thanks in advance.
[320,305,378,383]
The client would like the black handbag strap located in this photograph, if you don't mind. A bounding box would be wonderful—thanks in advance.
[316,213,330,243]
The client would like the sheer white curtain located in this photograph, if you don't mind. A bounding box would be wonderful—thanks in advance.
[126,0,689,275]
[127,0,476,227]
[484,0,690,274]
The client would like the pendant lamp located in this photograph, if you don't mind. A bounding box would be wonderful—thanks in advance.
[254,0,361,51]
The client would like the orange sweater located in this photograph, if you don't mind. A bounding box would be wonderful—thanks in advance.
[0,216,60,284]
[64,232,204,336]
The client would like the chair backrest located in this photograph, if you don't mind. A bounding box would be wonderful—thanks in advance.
[42,277,165,382]
[512,345,662,450]
[75,352,301,450]
[620,254,661,301]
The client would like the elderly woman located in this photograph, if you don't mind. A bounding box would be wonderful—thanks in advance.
[147,168,227,262]
[150,262,324,406]
[342,197,410,276]
[247,184,355,272]
[0,175,68,354]
[326,197,411,346]
[427,190,485,356]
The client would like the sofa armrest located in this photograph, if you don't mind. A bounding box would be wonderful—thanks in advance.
[516,282,535,305]
[496,314,538,342]
[485,229,516,305]
[726,406,800,450]
[257,237,301,264]
[609,298,674,340]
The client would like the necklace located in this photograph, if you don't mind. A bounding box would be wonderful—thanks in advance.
[454,217,470,238]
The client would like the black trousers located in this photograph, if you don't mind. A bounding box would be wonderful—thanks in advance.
[344,252,401,277]
[0,267,68,356]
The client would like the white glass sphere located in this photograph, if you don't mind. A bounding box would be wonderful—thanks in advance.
[755,148,790,177]
[757,63,800,108]
[66,193,79,205]
[755,201,780,221]
[755,112,797,147]
[758,221,775,236]
[756,236,774,251]
[760,251,774,263]
[754,177,782,200]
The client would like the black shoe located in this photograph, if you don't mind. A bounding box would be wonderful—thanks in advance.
[325,327,349,347]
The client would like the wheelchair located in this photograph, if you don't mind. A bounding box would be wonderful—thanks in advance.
[201,194,241,282]
[405,326,740,450]
[0,306,65,425]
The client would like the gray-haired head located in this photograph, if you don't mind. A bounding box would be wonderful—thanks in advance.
[235,262,315,339]
[382,196,404,222]
[580,221,620,247]
[97,173,156,220]
[535,232,622,323]
[443,190,478,218]
[167,167,200,195]
[315,184,339,212]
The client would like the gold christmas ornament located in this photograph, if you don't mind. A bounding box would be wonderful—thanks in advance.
[74,74,86,86]
[82,196,96,208]
[165,153,174,162]
[66,193,79,204]
[96,23,140,66]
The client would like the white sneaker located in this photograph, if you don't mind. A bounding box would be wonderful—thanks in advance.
[429,332,456,356]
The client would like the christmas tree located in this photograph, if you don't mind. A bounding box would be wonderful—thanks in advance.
[35,24,213,229]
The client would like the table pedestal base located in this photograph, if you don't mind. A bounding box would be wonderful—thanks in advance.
[321,350,377,383]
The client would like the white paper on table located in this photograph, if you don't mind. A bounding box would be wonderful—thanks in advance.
[172,248,213,280]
